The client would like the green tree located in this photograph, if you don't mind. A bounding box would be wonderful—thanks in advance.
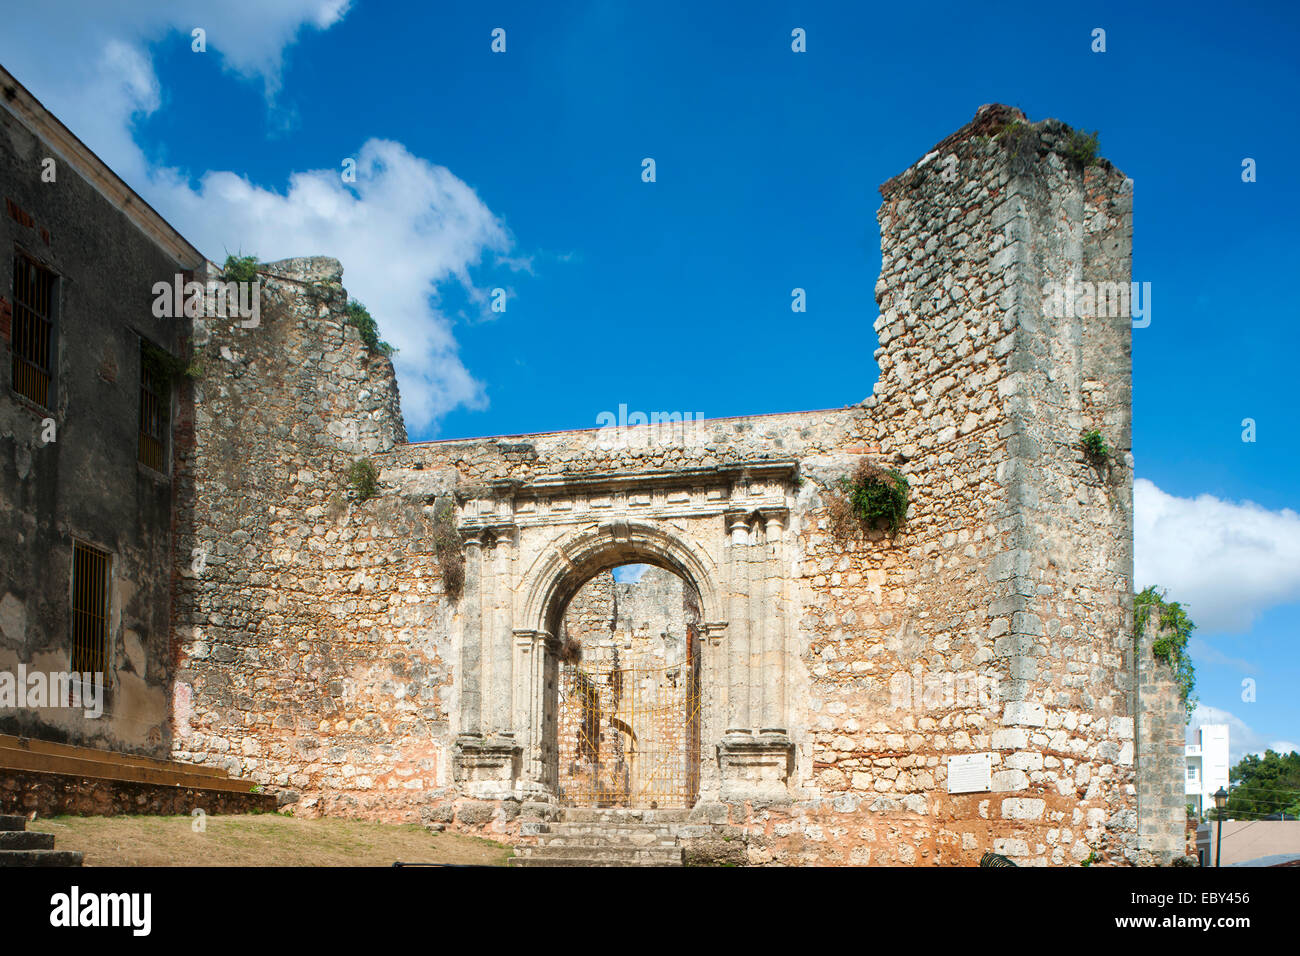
[1225,749,1300,819]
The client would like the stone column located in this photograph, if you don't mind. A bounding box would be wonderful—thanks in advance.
[452,516,521,798]
[695,620,728,801]
[458,532,484,737]
[488,529,516,736]
[724,511,752,735]
[513,628,553,798]
[761,510,787,734]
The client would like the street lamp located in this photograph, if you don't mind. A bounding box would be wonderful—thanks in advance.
[1213,787,1229,867]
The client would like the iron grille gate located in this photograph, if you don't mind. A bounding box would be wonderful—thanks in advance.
[556,633,701,808]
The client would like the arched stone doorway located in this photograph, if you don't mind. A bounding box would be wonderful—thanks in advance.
[450,461,800,806]
[553,565,702,809]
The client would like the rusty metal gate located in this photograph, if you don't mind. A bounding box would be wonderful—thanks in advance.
[556,631,700,808]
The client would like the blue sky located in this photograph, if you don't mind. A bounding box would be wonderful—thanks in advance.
[3,0,1297,762]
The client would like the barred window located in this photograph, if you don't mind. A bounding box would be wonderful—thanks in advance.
[138,340,170,472]
[11,253,56,407]
[71,541,111,677]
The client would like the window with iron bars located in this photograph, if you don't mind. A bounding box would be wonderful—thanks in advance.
[138,340,170,472]
[11,253,56,408]
[71,541,111,678]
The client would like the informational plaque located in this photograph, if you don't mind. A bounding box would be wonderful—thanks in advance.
[947,753,992,794]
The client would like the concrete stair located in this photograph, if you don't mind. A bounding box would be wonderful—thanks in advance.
[510,808,694,867]
[0,813,82,866]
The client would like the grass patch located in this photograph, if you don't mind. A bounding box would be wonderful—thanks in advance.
[27,814,513,867]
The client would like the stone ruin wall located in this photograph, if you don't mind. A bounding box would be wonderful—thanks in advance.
[170,106,1185,864]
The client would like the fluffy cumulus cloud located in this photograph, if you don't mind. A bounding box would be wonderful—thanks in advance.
[1189,704,1299,765]
[0,1,516,432]
[1135,479,1300,634]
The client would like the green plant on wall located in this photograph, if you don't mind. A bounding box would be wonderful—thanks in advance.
[1081,429,1111,461]
[141,341,200,394]
[1134,585,1197,719]
[830,461,909,536]
[345,300,395,356]
[222,254,260,284]
[431,498,464,599]
[347,458,379,501]
[1064,129,1101,167]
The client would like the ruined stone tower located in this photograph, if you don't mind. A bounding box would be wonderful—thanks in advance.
[167,106,1185,865]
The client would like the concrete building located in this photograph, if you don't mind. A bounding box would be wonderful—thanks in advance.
[1185,723,1229,819]
[1198,820,1300,866]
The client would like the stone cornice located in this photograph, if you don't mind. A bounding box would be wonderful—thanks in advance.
[481,459,799,498]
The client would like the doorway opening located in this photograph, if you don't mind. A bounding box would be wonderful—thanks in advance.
[553,564,701,808]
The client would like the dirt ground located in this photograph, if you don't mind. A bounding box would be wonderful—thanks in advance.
[27,813,513,867]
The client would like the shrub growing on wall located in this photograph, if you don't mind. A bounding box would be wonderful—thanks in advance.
[222,254,260,284]
[345,300,395,357]
[829,461,909,537]
[347,459,379,500]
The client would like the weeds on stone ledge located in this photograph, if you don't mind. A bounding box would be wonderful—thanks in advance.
[1064,129,1101,167]
[432,499,464,599]
[345,300,396,357]
[347,458,379,501]
[141,340,201,392]
[1134,585,1197,718]
[222,254,260,284]
[829,461,909,538]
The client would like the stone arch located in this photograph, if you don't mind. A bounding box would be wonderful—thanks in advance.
[451,461,800,805]
[520,520,722,641]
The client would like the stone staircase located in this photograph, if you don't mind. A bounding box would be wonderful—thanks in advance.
[511,808,703,867]
[0,814,82,866]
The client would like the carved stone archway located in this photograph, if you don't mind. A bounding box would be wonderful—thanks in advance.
[451,460,800,805]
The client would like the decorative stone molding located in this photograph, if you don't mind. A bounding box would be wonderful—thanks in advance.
[451,459,801,802]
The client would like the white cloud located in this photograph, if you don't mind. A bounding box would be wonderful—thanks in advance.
[1,1,517,433]
[1189,704,1299,765]
[1135,478,1300,634]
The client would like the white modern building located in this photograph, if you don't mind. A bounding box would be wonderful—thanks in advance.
[1186,723,1230,818]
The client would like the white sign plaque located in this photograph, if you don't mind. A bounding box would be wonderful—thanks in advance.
[948,753,992,794]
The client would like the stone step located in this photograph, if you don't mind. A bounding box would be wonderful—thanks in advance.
[540,834,680,849]
[0,849,84,867]
[0,830,55,850]
[0,814,28,831]
[515,844,683,865]
[548,822,717,839]
[510,856,681,868]
[560,808,692,824]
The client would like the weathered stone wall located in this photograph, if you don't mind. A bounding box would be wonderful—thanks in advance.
[751,104,1142,865]
[1135,619,1190,864]
[0,92,192,757]
[172,106,1175,863]
[169,257,449,820]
